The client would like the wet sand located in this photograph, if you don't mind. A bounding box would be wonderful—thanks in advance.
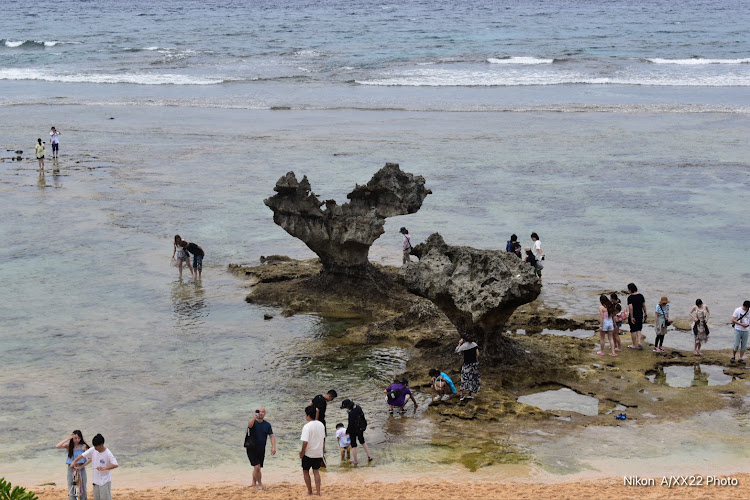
[33,474,750,500]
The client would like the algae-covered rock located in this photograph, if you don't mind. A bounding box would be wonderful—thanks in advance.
[398,233,541,358]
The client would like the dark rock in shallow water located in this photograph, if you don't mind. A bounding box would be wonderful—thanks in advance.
[399,233,541,359]
[263,314,274,320]
[264,163,431,276]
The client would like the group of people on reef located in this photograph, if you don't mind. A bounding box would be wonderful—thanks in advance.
[171,234,205,279]
[34,126,61,172]
[596,283,750,363]
[56,431,117,500]
[244,390,373,496]
[505,232,545,282]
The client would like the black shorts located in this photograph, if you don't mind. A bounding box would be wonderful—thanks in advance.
[629,318,643,332]
[301,456,323,471]
[349,429,365,448]
[246,447,265,467]
[193,254,203,272]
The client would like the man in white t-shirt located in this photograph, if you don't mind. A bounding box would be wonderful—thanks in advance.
[75,433,118,500]
[731,300,750,364]
[300,406,325,496]
[530,232,545,281]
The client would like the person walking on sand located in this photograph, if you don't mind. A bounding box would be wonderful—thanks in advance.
[171,235,194,279]
[654,296,671,353]
[341,399,372,465]
[689,299,711,356]
[400,227,413,265]
[428,368,457,401]
[597,294,617,357]
[180,240,204,279]
[35,138,46,170]
[50,126,61,159]
[300,406,325,496]
[626,283,647,349]
[731,300,750,364]
[456,336,480,400]
[247,407,276,491]
[56,430,89,500]
[76,434,118,500]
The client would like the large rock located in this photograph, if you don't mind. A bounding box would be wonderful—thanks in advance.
[398,233,541,358]
[264,163,431,276]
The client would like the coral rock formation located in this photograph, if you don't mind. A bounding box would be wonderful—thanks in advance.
[399,233,541,358]
[264,163,431,275]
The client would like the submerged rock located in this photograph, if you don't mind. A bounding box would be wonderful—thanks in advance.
[264,163,431,276]
[399,233,541,359]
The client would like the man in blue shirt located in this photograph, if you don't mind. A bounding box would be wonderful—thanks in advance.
[247,407,276,491]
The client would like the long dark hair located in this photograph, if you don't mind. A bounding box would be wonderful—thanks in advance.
[600,294,616,318]
[68,430,88,458]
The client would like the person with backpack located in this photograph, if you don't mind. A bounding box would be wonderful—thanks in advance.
[731,300,750,364]
[340,399,372,465]
[383,379,418,414]
[505,234,518,254]
[400,227,413,265]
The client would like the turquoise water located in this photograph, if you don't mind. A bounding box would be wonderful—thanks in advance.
[2,0,750,486]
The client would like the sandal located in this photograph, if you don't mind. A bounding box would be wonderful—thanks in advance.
[609,352,617,357]
[627,345,637,350]
[597,351,606,356]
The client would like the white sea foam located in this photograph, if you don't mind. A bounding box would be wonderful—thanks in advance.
[144,46,160,51]
[487,56,554,65]
[0,68,224,85]
[648,57,750,65]
[4,40,25,48]
[43,40,58,47]
[357,67,750,87]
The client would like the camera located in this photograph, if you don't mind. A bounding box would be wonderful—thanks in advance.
[255,409,260,414]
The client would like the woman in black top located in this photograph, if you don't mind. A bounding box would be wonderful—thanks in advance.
[455,336,480,401]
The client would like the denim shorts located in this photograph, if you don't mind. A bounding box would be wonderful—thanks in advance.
[734,328,749,352]
[193,254,203,272]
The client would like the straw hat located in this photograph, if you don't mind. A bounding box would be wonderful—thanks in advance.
[659,296,669,305]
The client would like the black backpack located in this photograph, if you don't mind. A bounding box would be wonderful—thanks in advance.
[358,411,368,431]
[386,388,403,402]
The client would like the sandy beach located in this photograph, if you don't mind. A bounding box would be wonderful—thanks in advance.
[32,474,750,500]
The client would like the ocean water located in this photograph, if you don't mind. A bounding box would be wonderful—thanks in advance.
[2,0,750,487]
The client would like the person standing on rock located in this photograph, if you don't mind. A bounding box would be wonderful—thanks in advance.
[400,227,413,265]
[626,283,647,349]
[654,296,671,353]
[530,232,545,280]
[455,336,480,400]
[597,294,617,357]
[35,138,46,170]
[50,126,61,159]
[731,300,750,364]
[689,299,710,356]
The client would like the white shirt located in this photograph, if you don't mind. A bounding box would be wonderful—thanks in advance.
[335,427,350,448]
[81,447,118,485]
[300,420,325,458]
[734,307,750,332]
[50,131,60,144]
[402,234,412,251]
[532,240,543,259]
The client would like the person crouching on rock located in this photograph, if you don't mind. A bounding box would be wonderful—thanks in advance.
[400,227,413,265]
[384,379,418,414]
[455,336,480,401]
[428,369,457,401]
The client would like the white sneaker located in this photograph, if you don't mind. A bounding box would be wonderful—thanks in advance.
[441,394,450,401]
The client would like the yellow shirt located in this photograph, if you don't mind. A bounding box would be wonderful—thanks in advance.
[35,143,45,158]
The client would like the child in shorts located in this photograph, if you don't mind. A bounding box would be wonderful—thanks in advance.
[335,423,350,461]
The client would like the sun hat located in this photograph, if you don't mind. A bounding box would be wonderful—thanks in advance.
[659,296,669,305]
[399,227,408,234]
